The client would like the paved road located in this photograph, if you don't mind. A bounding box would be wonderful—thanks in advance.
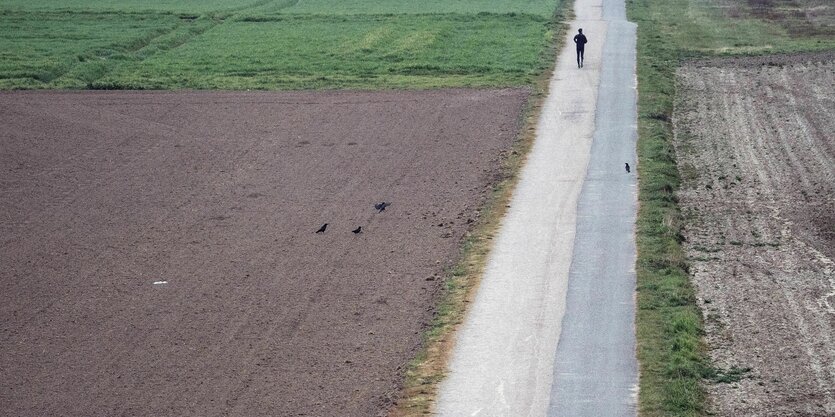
[547,0,639,415]
[436,0,638,415]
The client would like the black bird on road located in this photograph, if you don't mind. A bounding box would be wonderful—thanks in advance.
[625,163,631,173]
[316,223,328,233]
[374,202,391,212]
[352,226,363,234]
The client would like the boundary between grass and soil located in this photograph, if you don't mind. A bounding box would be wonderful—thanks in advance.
[630,29,709,417]
[387,2,573,415]
[628,0,716,414]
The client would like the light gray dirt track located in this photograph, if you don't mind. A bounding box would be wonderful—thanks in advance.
[675,55,835,416]
[0,89,528,416]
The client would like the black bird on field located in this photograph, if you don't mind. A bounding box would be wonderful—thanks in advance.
[625,163,631,173]
[352,226,363,234]
[374,202,391,212]
[316,223,328,234]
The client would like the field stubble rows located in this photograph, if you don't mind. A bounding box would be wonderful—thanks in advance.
[674,54,835,416]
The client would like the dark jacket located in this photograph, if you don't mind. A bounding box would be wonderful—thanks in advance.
[573,33,588,49]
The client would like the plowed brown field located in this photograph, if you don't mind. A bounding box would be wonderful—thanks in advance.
[674,52,835,416]
[0,89,528,416]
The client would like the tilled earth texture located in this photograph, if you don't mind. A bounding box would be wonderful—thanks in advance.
[0,89,528,417]
[674,52,835,416]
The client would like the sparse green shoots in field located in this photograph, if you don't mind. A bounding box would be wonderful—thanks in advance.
[708,365,752,384]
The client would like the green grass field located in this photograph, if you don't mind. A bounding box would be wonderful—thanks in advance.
[0,0,556,15]
[0,0,561,90]
[627,0,834,416]
[95,14,552,90]
[254,0,556,16]
[0,0,266,13]
[0,12,172,88]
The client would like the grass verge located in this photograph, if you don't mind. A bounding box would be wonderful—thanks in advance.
[627,0,835,415]
[388,2,571,415]
[630,7,708,414]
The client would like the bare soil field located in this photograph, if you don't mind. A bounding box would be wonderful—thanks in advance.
[673,52,835,416]
[0,89,527,416]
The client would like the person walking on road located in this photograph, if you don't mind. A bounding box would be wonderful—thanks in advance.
[573,28,588,68]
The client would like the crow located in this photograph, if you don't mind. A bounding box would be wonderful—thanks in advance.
[316,223,328,234]
[374,202,391,212]
[352,226,363,234]
[625,163,631,173]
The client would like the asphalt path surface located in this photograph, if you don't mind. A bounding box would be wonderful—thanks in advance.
[547,0,639,415]
[436,0,638,415]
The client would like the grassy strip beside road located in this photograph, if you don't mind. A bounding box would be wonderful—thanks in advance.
[627,0,835,415]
